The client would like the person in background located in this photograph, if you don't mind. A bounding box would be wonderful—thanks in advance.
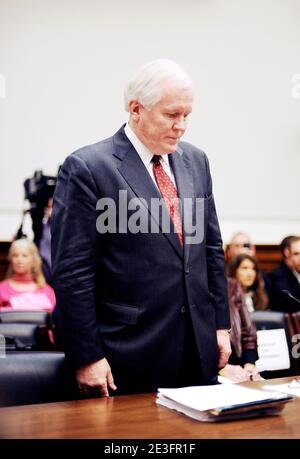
[225,231,256,263]
[219,278,260,383]
[227,254,268,312]
[268,236,300,312]
[39,197,53,285]
[0,238,55,311]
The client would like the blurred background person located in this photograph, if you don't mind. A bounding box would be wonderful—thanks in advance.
[14,171,57,286]
[219,278,261,383]
[39,197,53,285]
[225,231,271,295]
[268,236,300,312]
[0,238,55,311]
[228,254,269,312]
[225,231,256,263]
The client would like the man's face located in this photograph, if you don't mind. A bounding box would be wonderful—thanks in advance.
[129,82,193,154]
[227,234,255,260]
[288,240,300,274]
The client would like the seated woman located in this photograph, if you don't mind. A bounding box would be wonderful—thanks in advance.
[227,253,268,312]
[0,238,55,311]
[220,278,261,383]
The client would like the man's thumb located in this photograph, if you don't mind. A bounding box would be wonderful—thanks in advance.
[107,370,117,390]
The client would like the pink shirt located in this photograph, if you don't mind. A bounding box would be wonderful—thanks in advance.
[0,280,56,312]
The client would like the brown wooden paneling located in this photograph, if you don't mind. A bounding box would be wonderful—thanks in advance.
[0,242,282,282]
[255,244,281,273]
[0,241,10,281]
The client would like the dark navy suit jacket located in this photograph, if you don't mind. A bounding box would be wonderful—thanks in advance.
[268,262,300,312]
[51,125,230,393]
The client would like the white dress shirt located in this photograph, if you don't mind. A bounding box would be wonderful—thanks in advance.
[292,269,300,284]
[124,123,176,189]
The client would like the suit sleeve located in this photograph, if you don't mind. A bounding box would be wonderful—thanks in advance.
[204,154,231,330]
[51,153,104,369]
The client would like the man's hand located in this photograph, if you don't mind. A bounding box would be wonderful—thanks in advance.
[216,329,232,369]
[220,363,262,382]
[220,364,252,383]
[76,358,117,397]
[244,363,263,381]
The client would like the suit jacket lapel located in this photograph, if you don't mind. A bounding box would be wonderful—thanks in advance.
[113,127,183,258]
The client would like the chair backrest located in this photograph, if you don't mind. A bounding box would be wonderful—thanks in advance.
[0,310,51,327]
[0,323,44,350]
[251,310,297,378]
[0,352,78,407]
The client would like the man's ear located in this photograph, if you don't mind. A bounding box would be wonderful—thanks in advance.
[283,247,290,260]
[128,100,141,122]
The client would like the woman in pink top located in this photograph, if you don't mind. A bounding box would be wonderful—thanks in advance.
[0,238,55,311]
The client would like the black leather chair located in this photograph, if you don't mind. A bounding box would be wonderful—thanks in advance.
[0,323,48,350]
[0,311,56,350]
[0,310,51,326]
[0,352,78,407]
[251,310,297,378]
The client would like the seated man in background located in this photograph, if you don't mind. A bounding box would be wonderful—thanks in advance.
[268,236,300,312]
[225,231,256,263]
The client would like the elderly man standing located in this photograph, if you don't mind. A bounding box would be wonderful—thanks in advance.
[51,59,231,397]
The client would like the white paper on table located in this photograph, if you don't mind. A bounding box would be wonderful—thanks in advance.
[157,384,286,412]
[255,329,290,372]
[263,383,300,398]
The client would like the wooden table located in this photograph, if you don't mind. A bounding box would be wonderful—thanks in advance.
[0,377,299,439]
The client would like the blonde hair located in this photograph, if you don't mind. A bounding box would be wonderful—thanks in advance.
[7,238,46,288]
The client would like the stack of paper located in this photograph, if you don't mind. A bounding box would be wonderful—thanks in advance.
[156,384,293,422]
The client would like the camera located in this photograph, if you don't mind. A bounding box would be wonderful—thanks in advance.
[17,170,57,245]
[24,170,57,206]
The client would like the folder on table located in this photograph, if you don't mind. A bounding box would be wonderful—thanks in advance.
[156,384,293,422]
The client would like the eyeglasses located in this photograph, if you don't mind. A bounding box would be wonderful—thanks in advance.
[288,378,300,389]
[232,243,252,249]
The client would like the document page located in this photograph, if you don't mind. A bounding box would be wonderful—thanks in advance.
[255,329,290,371]
[158,384,287,412]
[263,381,300,398]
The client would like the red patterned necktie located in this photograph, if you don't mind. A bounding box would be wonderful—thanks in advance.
[152,155,183,246]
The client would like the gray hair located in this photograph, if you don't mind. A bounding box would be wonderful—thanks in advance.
[124,59,193,111]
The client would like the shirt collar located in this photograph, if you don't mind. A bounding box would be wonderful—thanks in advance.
[292,269,300,283]
[124,123,170,169]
